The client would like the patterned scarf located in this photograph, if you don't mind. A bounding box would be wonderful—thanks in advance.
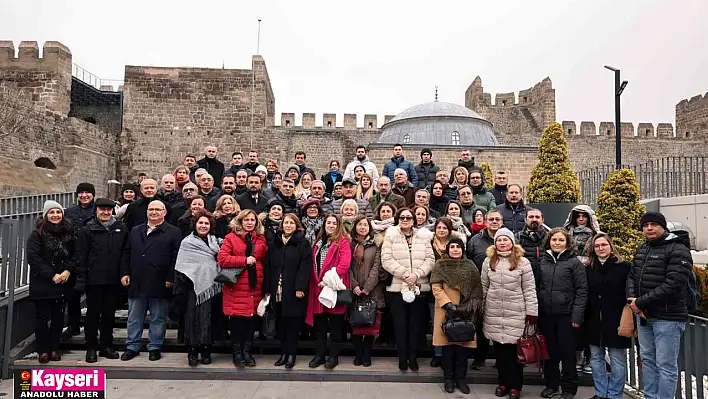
[371,218,394,233]
[301,216,324,247]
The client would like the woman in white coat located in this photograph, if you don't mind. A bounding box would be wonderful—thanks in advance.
[481,228,538,399]
[381,207,435,372]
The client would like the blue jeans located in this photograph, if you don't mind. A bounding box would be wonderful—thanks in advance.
[126,297,168,352]
[637,318,685,399]
[589,345,627,399]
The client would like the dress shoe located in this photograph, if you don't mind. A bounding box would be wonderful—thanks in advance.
[469,360,485,370]
[308,356,326,368]
[200,345,212,365]
[362,357,371,367]
[496,385,509,397]
[324,356,339,370]
[444,379,455,393]
[456,379,471,394]
[353,356,362,366]
[61,327,80,339]
[408,358,419,371]
[509,389,521,399]
[430,357,441,368]
[540,387,558,398]
[50,351,61,361]
[187,347,199,367]
[284,355,296,369]
[274,354,287,367]
[398,359,408,371]
[120,350,139,361]
[85,350,98,363]
[148,350,161,361]
[39,353,50,364]
[99,348,119,359]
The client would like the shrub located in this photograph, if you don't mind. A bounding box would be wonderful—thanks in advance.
[526,122,581,203]
[595,168,646,260]
[479,162,494,188]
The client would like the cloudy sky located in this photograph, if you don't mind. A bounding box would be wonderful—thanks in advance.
[4,0,707,129]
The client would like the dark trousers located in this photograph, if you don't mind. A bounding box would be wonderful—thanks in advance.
[314,313,344,358]
[84,285,119,350]
[494,341,524,390]
[34,298,66,353]
[442,345,468,381]
[275,304,302,356]
[388,293,427,362]
[66,290,82,331]
[541,314,578,394]
[474,318,489,362]
[352,335,375,359]
[229,316,255,346]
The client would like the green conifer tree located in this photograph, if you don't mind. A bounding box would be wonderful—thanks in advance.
[527,122,581,203]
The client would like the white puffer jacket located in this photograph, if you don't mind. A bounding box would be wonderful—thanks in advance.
[381,226,435,293]
[481,245,538,344]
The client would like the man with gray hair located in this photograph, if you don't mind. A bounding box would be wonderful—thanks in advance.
[156,174,182,209]
[310,180,334,213]
[330,178,373,217]
[392,168,416,208]
[368,176,406,212]
[197,145,225,187]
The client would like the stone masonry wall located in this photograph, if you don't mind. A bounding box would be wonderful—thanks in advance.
[676,93,708,139]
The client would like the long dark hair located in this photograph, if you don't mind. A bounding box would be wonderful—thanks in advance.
[36,215,74,240]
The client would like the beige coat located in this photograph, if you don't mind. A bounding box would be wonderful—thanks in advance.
[481,245,538,344]
[381,226,435,293]
[432,282,476,348]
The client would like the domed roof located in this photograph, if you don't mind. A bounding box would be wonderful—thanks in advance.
[379,101,498,146]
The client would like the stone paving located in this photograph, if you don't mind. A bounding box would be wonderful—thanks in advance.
[0,378,600,399]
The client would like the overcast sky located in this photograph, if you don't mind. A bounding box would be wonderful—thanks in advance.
[4,0,707,129]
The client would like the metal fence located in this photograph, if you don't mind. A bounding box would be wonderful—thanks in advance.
[71,63,124,91]
[0,192,75,297]
[578,156,708,207]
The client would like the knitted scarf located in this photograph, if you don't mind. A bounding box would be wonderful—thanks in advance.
[301,216,323,246]
[430,258,483,320]
[174,234,222,305]
[371,218,394,233]
[40,220,75,260]
[570,225,594,255]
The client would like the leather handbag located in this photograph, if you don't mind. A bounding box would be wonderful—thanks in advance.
[517,322,550,365]
[335,289,354,306]
[442,317,476,342]
[349,298,377,326]
[352,311,382,336]
[261,308,277,337]
[214,267,244,284]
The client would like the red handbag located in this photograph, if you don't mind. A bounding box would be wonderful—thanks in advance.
[351,311,382,336]
[517,322,550,365]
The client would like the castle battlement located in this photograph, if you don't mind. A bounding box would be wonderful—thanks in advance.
[466,76,554,107]
[279,113,393,130]
[0,40,72,70]
[561,121,680,138]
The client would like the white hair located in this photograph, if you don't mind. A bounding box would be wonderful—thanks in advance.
[394,168,408,176]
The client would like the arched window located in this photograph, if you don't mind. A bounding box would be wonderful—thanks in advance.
[451,131,460,145]
[34,157,57,170]
[403,134,410,144]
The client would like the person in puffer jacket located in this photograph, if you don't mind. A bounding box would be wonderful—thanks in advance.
[381,144,419,186]
[481,228,538,399]
[537,228,588,399]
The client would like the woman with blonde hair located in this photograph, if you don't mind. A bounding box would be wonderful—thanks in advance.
[481,228,538,399]
[217,209,267,368]
[356,173,375,201]
[173,165,192,192]
[340,199,359,233]
[213,195,240,240]
[450,166,469,191]
[295,171,315,204]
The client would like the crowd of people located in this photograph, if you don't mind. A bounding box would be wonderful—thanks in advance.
[27,143,696,399]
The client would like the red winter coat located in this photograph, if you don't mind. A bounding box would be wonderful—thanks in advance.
[306,236,351,326]
[217,231,267,317]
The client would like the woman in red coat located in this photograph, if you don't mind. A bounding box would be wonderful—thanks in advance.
[306,213,351,370]
[217,209,267,368]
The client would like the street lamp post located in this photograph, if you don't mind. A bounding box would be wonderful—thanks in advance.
[604,65,628,170]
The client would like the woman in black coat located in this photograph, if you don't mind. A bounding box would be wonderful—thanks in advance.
[265,213,312,369]
[27,201,77,363]
[321,160,343,195]
[583,233,631,399]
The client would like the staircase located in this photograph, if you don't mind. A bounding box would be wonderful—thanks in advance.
[520,107,542,133]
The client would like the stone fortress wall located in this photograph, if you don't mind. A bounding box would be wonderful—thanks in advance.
[1,39,708,196]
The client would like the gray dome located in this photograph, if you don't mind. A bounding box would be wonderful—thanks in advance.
[379,101,497,146]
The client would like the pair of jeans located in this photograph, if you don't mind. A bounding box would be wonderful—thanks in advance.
[34,298,66,354]
[427,301,442,357]
[637,318,685,399]
[84,285,119,350]
[589,345,627,399]
[494,341,524,390]
[125,297,168,352]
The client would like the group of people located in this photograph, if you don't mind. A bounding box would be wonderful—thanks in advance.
[27,144,695,399]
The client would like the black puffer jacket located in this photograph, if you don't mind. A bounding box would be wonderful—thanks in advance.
[584,256,632,349]
[626,232,692,322]
[466,229,494,270]
[64,203,95,232]
[497,200,527,234]
[516,226,549,285]
[537,249,588,324]
[74,218,128,288]
[415,162,439,189]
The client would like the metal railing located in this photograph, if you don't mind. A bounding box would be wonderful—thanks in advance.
[578,156,708,207]
[0,192,75,297]
[71,63,124,91]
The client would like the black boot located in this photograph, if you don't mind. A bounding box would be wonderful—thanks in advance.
[352,337,363,366]
[362,336,374,367]
[200,345,212,365]
[285,355,296,369]
[454,350,470,394]
[309,356,326,368]
[242,341,256,367]
[442,349,455,393]
[232,344,245,368]
[85,350,97,363]
[274,354,287,367]
[325,344,340,370]
[187,346,199,367]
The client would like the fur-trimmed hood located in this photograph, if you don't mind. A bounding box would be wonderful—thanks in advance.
[563,204,600,233]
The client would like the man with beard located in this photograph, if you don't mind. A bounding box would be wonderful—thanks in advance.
[244,150,260,173]
[273,177,300,216]
[198,174,223,206]
[468,170,496,212]
[489,171,508,206]
[168,182,198,225]
[237,173,268,214]
[156,174,183,210]
[206,174,237,212]
[223,152,246,177]
[234,169,249,196]
[343,145,380,185]
[515,208,548,285]
[196,146,225,187]
[414,148,439,189]
[452,149,476,174]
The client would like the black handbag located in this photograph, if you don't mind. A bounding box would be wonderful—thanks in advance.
[442,317,476,342]
[349,298,377,326]
[214,267,244,284]
[335,289,354,306]
[261,309,277,337]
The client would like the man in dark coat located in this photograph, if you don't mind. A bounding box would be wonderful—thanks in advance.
[496,184,527,234]
[414,148,439,189]
[197,173,223,207]
[62,182,96,337]
[168,182,198,225]
[120,200,182,362]
[451,149,476,175]
[155,174,183,210]
[294,151,316,178]
[237,173,268,214]
[74,198,128,362]
[489,171,508,206]
[627,212,692,399]
[272,177,300,216]
[123,179,161,232]
[196,145,225,188]
[515,208,548,285]
[207,174,237,212]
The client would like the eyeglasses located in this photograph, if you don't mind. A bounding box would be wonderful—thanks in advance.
[487,217,502,222]
[460,192,472,196]
[399,216,413,221]
[594,243,610,248]
[470,176,482,180]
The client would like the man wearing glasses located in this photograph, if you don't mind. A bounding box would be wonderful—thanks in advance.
[457,186,482,227]
[167,182,199,225]
[120,200,182,362]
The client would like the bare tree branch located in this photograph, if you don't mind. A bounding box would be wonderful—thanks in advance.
[0,82,34,139]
